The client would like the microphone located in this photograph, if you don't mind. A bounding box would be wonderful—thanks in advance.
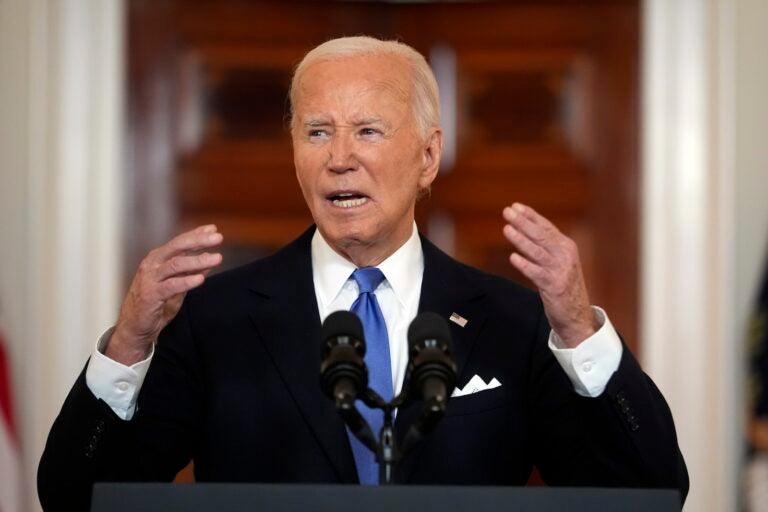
[320,310,368,408]
[406,312,457,412]
[320,311,377,454]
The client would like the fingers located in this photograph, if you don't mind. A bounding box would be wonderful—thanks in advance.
[155,252,223,281]
[508,252,549,287]
[133,224,225,306]
[149,226,224,297]
[153,225,224,262]
[110,226,224,365]
[158,274,205,298]
[141,225,224,280]
[501,202,578,291]
[503,203,558,245]
[502,203,559,272]
[503,224,552,267]
[502,203,595,346]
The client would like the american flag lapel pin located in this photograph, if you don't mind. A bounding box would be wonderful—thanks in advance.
[449,312,468,327]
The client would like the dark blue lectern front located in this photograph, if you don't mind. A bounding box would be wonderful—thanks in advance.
[91,483,681,512]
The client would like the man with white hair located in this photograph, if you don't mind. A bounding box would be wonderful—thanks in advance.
[38,36,688,511]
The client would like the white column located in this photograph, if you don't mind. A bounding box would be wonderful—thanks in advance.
[642,0,737,510]
[734,0,768,507]
[733,2,768,365]
[0,1,124,510]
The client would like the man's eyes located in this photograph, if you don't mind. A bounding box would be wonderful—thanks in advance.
[306,127,382,139]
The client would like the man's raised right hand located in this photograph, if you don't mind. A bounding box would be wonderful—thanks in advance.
[105,225,224,366]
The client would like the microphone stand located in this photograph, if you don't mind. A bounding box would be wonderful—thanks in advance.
[378,403,396,485]
[340,387,446,485]
[322,310,456,485]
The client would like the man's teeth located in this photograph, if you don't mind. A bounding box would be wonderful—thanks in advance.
[332,196,368,208]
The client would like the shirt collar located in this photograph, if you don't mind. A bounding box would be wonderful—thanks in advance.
[311,223,423,310]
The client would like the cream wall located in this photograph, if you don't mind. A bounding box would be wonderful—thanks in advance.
[735,4,768,504]
[642,0,768,511]
[734,0,768,360]
[0,2,34,507]
[0,1,124,510]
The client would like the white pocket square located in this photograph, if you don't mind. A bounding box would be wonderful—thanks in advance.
[451,375,502,398]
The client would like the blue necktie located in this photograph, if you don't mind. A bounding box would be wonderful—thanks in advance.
[348,267,393,485]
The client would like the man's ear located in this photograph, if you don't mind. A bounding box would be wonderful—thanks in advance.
[419,128,443,189]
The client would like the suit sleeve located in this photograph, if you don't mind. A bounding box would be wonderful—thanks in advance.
[37,300,203,512]
[527,302,689,504]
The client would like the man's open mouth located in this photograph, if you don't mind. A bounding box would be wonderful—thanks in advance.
[327,192,369,208]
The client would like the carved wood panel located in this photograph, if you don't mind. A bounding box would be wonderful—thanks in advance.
[129,0,639,351]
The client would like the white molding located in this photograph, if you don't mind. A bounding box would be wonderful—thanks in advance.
[642,0,736,510]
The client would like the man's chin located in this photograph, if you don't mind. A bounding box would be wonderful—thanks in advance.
[316,220,378,255]
[319,225,373,251]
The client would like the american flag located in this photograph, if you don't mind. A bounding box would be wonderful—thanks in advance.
[0,325,21,512]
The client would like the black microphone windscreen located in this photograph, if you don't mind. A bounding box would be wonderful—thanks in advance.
[322,310,364,344]
[407,312,451,349]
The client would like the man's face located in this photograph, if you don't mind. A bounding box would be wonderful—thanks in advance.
[291,53,441,265]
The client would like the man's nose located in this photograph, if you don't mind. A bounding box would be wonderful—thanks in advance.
[327,132,358,173]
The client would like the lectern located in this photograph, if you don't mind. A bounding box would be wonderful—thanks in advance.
[91,483,681,512]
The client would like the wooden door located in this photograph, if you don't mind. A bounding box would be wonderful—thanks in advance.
[127,0,639,482]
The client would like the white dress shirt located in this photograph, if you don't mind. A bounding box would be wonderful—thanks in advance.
[311,223,424,397]
[86,223,623,420]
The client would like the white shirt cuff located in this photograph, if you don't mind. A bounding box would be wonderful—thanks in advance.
[547,306,622,397]
[84,327,154,420]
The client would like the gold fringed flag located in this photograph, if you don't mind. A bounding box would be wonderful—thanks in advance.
[0,324,21,512]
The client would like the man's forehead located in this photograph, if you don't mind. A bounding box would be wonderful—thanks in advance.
[296,92,409,129]
[296,54,411,101]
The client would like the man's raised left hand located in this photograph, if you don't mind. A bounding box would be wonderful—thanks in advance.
[502,202,599,348]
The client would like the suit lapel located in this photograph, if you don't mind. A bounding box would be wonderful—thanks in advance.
[417,238,487,382]
[395,235,487,483]
[246,227,358,483]
[244,229,488,484]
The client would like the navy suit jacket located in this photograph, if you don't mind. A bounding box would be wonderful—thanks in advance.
[38,227,688,511]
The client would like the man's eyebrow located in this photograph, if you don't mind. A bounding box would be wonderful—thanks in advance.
[303,118,387,127]
[305,119,331,127]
